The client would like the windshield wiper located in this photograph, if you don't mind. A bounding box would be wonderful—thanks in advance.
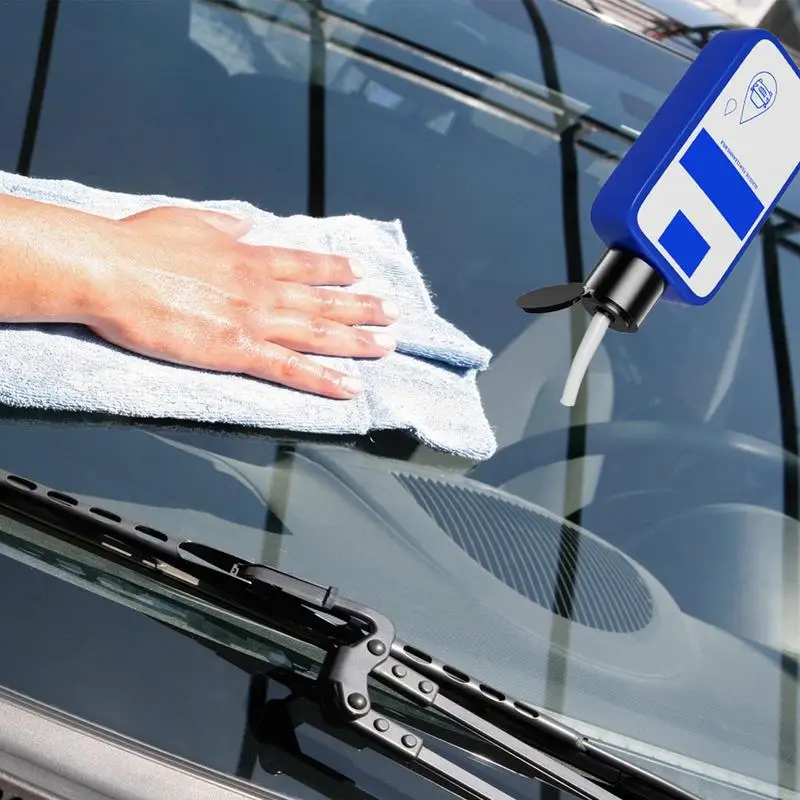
[0,467,701,800]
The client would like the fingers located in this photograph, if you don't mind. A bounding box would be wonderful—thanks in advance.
[233,306,399,396]
[252,246,361,286]
[245,247,399,325]
[270,282,399,326]
[254,311,396,357]
[238,341,364,399]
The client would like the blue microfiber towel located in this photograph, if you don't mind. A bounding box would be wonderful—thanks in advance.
[0,171,497,460]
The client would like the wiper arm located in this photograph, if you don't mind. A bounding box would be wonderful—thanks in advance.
[0,468,700,800]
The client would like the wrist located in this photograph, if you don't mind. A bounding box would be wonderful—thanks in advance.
[0,194,118,325]
[52,213,124,327]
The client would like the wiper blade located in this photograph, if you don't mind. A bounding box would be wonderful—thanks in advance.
[0,468,700,800]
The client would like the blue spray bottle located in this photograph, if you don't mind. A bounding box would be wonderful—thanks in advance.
[518,29,800,407]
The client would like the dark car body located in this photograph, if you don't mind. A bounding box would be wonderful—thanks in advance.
[2,1,800,799]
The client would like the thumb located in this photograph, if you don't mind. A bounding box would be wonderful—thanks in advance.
[190,209,254,239]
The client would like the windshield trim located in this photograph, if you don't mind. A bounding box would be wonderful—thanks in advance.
[0,683,297,800]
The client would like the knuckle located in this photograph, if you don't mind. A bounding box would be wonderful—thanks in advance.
[313,289,338,314]
[216,321,246,349]
[122,207,169,227]
[230,255,256,287]
[270,283,293,310]
[299,250,344,279]
[321,369,345,390]
[142,205,174,219]
[156,206,196,226]
[308,316,334,340]
[275,353,307,382]
[292,253,318,280]
[261,248,311,281]
[360,295,384,315]
[225,293,253,322]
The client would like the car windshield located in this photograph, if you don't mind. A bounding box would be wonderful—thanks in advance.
[2,0,800,798]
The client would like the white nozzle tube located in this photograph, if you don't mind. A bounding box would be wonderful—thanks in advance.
[560,313,611,408]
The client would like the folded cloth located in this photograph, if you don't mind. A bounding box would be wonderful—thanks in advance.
[0,171,497,460]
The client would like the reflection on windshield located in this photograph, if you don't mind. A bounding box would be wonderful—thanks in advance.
[2,1,800,798]
[761,218,800,791]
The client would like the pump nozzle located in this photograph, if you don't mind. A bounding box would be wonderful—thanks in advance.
[560,312,611,407]
[517,249,666,407]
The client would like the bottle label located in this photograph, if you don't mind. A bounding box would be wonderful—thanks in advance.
[636,37,800,299]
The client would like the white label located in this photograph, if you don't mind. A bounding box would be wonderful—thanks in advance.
[636,38,800,299]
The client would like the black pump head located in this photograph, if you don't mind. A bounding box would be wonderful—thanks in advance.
[517,249,667,333]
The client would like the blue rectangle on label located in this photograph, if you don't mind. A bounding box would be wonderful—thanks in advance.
[679,129,764,239]
[659,210,710,276]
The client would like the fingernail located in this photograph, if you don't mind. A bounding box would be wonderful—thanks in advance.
[372,332,396,351]
[340,375,363,396]
[350,260,365,279]
[382,299,400,319]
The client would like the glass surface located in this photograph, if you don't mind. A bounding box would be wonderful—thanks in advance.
[1,1,799,798]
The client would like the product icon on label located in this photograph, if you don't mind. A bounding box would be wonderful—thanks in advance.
[740,71,777,123]
[724,97,737,116]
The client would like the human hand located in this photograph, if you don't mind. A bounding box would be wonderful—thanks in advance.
[84,206,399,398]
